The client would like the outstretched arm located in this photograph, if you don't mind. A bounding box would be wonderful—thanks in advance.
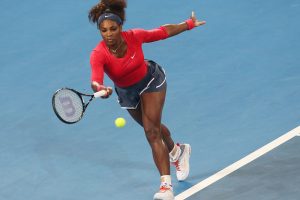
[162,11,206,37]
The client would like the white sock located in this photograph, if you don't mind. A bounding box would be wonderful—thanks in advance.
[160,175,172,188]
[169,144,181,162]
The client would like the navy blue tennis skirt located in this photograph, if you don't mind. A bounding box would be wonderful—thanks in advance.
[114,60,167,109]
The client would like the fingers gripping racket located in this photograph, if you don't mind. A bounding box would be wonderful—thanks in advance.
[52,88,106,124]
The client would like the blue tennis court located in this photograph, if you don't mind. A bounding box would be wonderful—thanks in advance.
[1,0,300,199]
[177,127,300,200]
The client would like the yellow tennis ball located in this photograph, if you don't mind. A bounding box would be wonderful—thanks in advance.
[115,117,126,128]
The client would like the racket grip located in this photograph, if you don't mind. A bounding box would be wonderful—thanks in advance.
[94,90,107,98]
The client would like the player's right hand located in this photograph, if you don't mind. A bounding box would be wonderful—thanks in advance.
[103,87,113,99]
[92,81,113,99]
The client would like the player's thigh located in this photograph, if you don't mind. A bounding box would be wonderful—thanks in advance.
[127,104,143,126]
[140,89,166,126]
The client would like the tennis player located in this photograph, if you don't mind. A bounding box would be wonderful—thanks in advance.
[88,1,205,199]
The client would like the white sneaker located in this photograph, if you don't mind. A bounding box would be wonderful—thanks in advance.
[153,184,174,200]
[172,144,191,181]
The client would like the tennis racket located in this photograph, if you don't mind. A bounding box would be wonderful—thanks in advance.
[52,88,107,124]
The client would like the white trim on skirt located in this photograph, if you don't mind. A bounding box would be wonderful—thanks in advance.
[118,74,167,110]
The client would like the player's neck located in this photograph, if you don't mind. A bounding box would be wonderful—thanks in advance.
[109,38,124,53]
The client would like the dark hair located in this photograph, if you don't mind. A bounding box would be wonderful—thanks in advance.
[88,0,127,26]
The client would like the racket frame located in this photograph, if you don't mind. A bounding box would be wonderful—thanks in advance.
[52,88,95,124]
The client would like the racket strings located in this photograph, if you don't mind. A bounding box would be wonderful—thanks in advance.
[53,89,84,123]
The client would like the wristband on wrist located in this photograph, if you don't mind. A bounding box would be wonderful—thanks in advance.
[185,19,195,30]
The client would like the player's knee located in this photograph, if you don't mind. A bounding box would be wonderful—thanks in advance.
[144,126,161,143]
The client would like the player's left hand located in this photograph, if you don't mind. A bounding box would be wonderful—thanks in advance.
[191,11,206,27]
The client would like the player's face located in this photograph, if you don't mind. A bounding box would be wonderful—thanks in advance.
[99,20,122,47]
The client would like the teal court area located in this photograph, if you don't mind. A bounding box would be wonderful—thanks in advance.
[1,0,300,199]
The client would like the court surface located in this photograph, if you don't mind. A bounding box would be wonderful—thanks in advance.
[177,127,300,200]
[1,0,300,199]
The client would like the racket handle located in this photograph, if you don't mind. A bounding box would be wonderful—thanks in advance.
[94,90,107,98]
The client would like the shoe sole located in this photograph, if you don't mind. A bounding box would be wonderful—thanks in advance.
[153,193,174,200]
[153,197,174,200]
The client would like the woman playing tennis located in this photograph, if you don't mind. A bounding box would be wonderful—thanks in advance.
[88,0,205,199]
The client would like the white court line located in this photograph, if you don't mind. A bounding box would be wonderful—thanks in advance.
[175,126,300,200]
